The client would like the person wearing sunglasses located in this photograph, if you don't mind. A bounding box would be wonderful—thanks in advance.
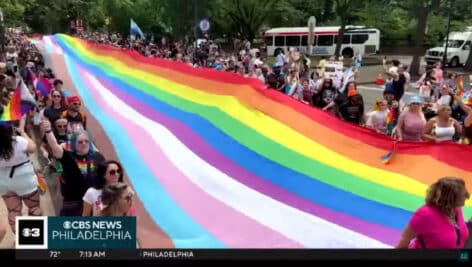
[40,119,105,216]
[396,177,470,249]
[100,182,134,217]
[82,160,127,216]
[43,89,67,125]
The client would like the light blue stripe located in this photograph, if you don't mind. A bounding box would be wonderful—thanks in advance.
[62,54,225,248]
[43,37,53,54]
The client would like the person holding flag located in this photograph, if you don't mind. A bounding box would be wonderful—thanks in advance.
[0,92,41,234]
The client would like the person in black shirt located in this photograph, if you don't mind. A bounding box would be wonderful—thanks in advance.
[41,119,105,216]
[43,89,67,125]
[313,78,337,110]
[339,93,365,125]
[266,62,286,92]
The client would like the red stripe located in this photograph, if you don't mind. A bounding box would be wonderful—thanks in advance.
[77,38,472,172]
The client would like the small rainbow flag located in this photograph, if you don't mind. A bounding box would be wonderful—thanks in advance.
[36,172,48,194]
[380,141,397,164]
[453,76,465,108]
[386,107,395,125]
[0,80,36,122]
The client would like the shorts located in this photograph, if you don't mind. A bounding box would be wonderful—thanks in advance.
[0,162,38,196]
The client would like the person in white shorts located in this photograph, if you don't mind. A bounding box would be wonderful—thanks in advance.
[0,116,40,233]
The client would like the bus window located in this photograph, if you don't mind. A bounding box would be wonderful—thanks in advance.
[317,35,333,46]
[264,36,274,46]
[301,36,307,46]
[286,36,300,46]
[334,34,351,44]
[275,36,285,46]
[351,34,369,44]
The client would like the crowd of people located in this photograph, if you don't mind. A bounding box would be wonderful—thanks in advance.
[0,29,471,249]
[0,32,135,244]
[79,31,472,145]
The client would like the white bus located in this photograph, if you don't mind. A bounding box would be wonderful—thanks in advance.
[263,26,381,58]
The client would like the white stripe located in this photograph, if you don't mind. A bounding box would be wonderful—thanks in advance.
[43,36,63,55]
[85,72,392,248]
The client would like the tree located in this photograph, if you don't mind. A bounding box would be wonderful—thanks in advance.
[219,0,278,43]
[396,0,441,76]
[0,0,36,27]
[333,0,365,57]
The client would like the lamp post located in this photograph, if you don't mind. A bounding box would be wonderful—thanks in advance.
[443,0,452,68]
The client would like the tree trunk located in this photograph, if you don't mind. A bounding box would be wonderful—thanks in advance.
[410,7,429,76]
[464,48,472,71]
[334,23,345,58]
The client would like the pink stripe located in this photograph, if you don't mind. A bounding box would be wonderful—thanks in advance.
[79,67,302,248]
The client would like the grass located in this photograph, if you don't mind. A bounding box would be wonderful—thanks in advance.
[266,56,383,69]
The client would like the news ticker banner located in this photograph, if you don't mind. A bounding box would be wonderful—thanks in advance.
[14,249,471,261]
[15,216,136,250]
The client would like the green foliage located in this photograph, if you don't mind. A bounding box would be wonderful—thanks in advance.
[1,0,472,49]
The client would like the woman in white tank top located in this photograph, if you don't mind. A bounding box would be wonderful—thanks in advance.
[423,105,462,142]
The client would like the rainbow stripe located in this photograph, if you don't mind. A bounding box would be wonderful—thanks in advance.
[45,34,472,248]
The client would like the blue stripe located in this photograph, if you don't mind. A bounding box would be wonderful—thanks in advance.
[62,54,225,248]
[55,36,413,231]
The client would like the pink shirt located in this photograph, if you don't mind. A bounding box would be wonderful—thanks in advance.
[399,111,425,141]
[409,204,469,249]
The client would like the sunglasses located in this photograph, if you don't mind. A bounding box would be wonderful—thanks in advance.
[77,140,89,145]
[52,95,61,98]
[56,124,67,129]
[108,169,121,176]
[72,102,81,106]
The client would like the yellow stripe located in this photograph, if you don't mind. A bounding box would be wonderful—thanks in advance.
[64,36,444,199]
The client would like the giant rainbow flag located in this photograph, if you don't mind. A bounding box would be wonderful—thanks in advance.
[42,34,472,248]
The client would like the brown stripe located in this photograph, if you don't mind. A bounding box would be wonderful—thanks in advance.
[48,53,174,248]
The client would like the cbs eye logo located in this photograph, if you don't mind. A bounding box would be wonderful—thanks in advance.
[16,216,48,249]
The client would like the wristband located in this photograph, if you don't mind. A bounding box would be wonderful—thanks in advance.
[45,130,52,134]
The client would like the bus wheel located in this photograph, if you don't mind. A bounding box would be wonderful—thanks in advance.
[342,47,354,58]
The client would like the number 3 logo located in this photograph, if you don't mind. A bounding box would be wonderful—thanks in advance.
[31,228,40,237]
[22,228,40,237]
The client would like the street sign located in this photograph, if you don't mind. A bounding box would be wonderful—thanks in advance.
[308,16,316,56]
[199,19,210,32]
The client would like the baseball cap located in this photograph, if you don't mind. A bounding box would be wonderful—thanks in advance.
[408,95,423,104]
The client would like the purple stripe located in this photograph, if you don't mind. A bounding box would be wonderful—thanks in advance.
[99,77,401,246]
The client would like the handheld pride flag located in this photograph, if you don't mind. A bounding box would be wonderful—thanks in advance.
[380,141,397,164]
[130,19,144,39]
[36,76,53,97]
[453,75,465,108]
[0,80,36,122]
[36,172,48,194]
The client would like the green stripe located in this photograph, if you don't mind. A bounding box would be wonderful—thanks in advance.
[61,37,425,212]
